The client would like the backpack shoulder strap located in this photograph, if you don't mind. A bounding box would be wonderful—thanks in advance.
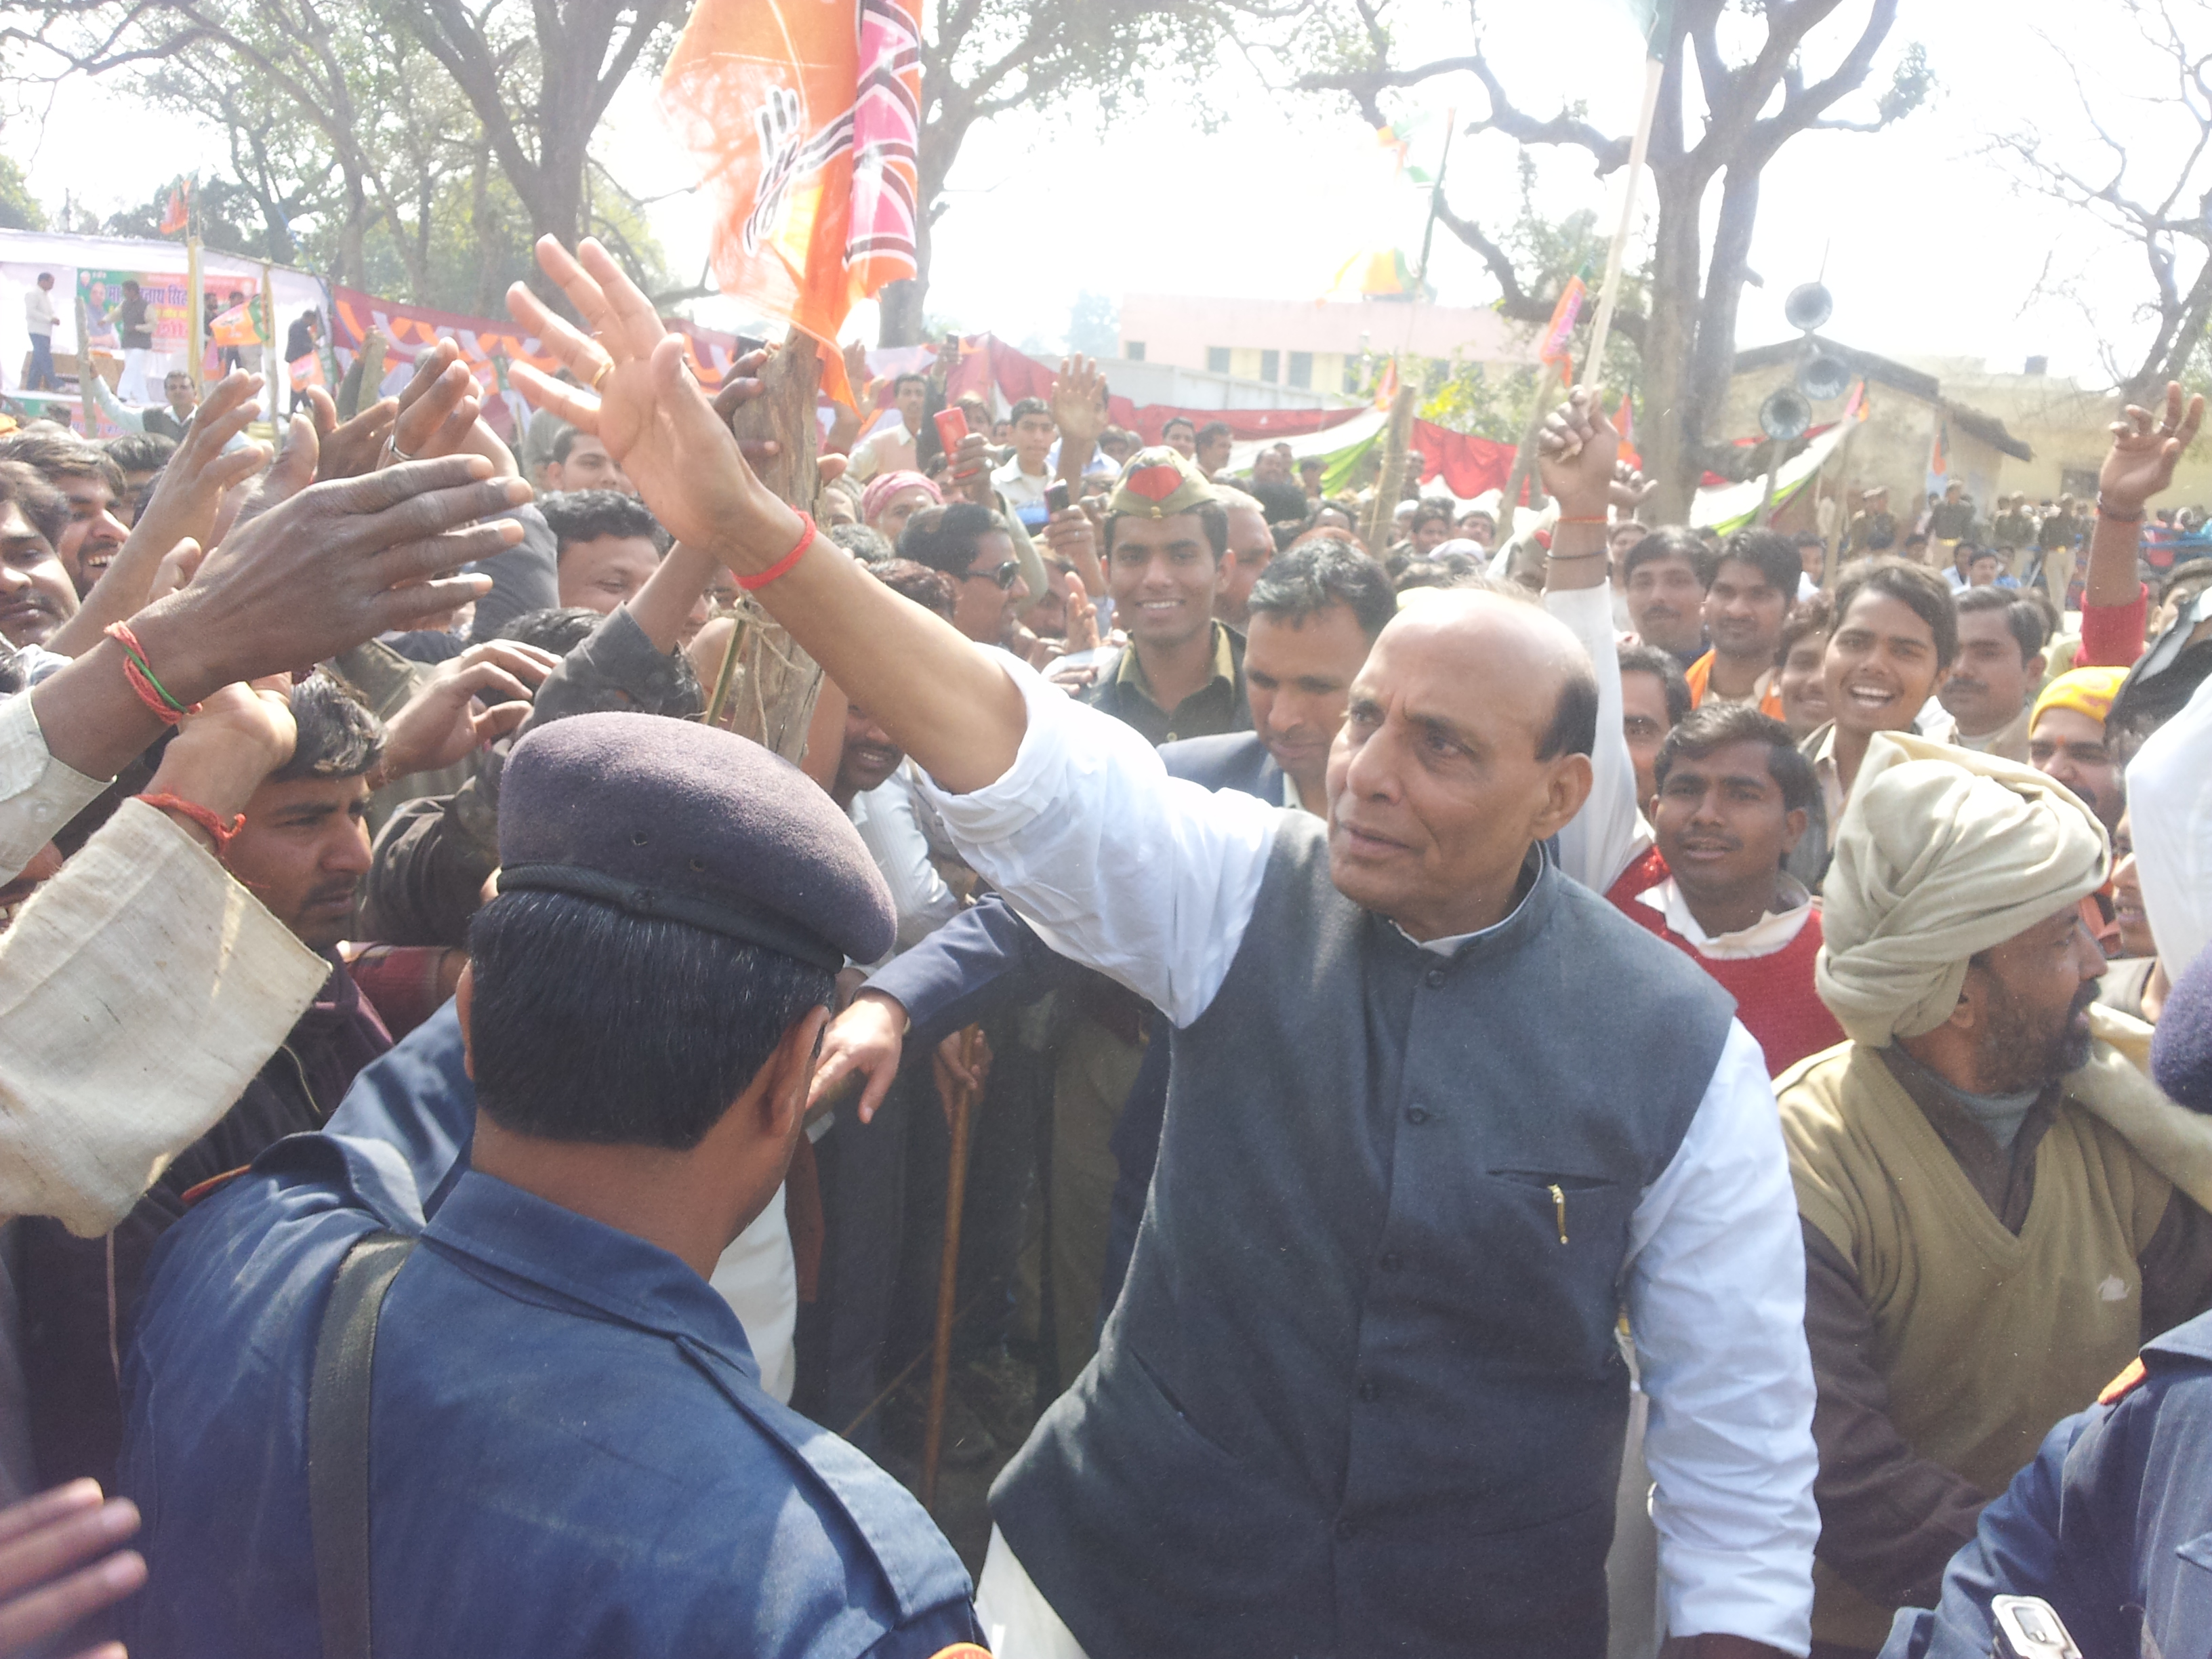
[308,1230,416,1659]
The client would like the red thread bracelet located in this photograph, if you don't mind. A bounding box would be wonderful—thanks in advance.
[736,513,818,592]
[103,622,200,722]
[136,794,245,857]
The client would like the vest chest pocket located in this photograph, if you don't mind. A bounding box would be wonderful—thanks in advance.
[1460,1170,1639,1372]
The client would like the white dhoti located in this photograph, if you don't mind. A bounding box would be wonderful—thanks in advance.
[708,1182,797,1403]
[975,1527,1091,1659]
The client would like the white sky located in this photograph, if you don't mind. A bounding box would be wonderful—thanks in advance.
[8,0,2196,388]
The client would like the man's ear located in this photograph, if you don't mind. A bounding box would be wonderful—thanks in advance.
[758,1004,832,1141]
[1533,752,1595,843]
[1944,966,1984,1034]
[1779,805,1809,857]
[454,963,476,1082]
[2026,653,2047,683]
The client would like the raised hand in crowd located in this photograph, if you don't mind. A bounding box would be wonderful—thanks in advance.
[507,240,799,556]
[298,384,398,482]
[1041,499,1103,598]
[45,373,269,655]
[1061,567,1100,653]
[382,338,518,478]
[1537,386,1624,593]
[369,640,558,787]
[2083,379,2207,620]
[30,455,529,790]
[1050,354,1108,484]
[0,1479,146,1659]
[947,430,995,506]
[2100,380,2205,513]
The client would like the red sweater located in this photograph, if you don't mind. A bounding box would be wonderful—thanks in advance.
[1605,847,1846,1076]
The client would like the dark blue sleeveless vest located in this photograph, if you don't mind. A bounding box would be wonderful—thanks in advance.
[991,819,1736,1658]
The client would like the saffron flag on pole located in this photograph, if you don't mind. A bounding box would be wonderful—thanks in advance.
[1613,392,1641,470]
[159,178,190,237]
[1538,276,1586,367]
[659,0,924,407]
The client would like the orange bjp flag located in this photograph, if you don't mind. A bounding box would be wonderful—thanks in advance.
[660,0,924,408]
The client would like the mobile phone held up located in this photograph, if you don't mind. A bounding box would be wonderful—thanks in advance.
[1045,482,1071,514]
[933,406,969,455]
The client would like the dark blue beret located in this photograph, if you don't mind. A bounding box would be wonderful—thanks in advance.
[496,712,894,970]
[2153,945,2212,1115]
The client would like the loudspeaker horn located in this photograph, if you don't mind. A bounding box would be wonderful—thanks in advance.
[1797,352,1852,401]
[1784,282,1833,333]
[1760,388,1811,442]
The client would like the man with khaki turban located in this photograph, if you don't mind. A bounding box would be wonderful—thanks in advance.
[1776,732,2212,1658]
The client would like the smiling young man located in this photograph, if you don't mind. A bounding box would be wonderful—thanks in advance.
[0,432,130,598]
[1082,447,1248,745]
[1798,558,1957,878]
[1776,735,2212,1655]
[508,233,1819,1659]
[1939,587,2045,763]
[1624,526,1718,668]
[1607,704,1843,1073]
[1689,530,1795,716]
[20,674,394,1494]
[538,425,634,495]
[0,460,78,650]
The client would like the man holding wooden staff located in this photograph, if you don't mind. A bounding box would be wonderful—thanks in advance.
[505,239,1818,1659]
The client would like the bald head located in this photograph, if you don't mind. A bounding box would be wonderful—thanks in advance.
[1327,588,1597,941]
[1380,588,1599,760]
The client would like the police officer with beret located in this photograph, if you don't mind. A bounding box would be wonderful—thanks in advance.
[119,712,985,1659]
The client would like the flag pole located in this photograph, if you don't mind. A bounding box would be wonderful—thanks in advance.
[1582,41,1667,392]
[186,180,205,401]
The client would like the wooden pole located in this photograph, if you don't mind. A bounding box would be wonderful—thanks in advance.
[259,262,277,424]
[186,235,205,400]
[1582,52,1666,388]
[75,297,94,438]
[712,337,829,762]
[1360,365,1418,554]
[1498,360,1563,544]
[921,1027,983,1512]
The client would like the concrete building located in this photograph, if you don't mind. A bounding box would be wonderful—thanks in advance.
[1902,356,2212,511]
[1092,355,1353,413]
[1727,337,2033,533]
[1118,293,1537,396]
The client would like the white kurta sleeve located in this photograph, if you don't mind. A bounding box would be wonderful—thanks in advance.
[1624,1020,1820,1654]
[1544,583,1651,895]
[0,692,110,884]
[913,649,1280,1027]
[0,799,331,1235]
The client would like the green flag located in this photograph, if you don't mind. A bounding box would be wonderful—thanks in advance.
[1616,0,1675,56]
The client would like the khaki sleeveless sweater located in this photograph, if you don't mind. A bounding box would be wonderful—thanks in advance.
[1778,1041,2172,1650]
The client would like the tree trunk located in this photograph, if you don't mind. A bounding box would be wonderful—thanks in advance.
[1640,165,1705,525]
[1676,168,1765,504]
[337,171,369,288]
[2128,251,2212,405]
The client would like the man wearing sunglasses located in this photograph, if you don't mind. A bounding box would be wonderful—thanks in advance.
[895,500,1031,647]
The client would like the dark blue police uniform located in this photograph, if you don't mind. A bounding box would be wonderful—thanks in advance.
[1881,1307,2212,1658]
[117,710,985,1659]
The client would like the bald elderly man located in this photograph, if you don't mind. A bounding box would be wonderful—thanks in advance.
[1775,733,2212,1656]
[507,241,1820,1659]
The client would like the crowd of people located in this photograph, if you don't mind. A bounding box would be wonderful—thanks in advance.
[0,235,2207,1659]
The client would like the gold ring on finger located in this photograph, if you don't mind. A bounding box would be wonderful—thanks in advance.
[591,358,614,392]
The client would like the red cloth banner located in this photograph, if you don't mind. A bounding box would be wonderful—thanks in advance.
[327,285,745,401]
[1411,420,1517,500]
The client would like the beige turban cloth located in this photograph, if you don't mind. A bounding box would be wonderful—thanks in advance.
[1816,732,2110,1046]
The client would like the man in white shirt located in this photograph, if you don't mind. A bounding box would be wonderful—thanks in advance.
[514,243,1822,1659]
[22,275,60,392]
[848,373,928,483]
